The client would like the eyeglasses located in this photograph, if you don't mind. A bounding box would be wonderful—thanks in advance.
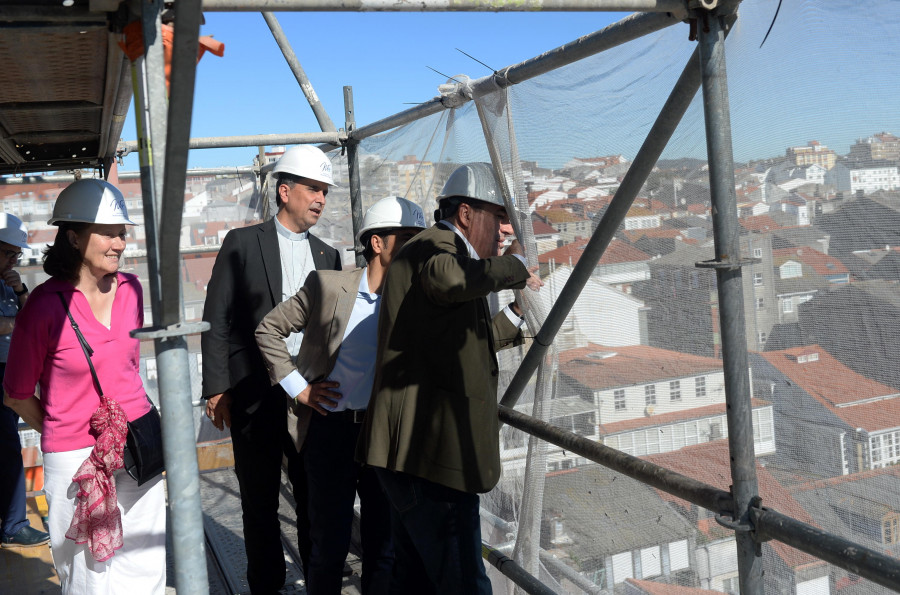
[1,249,22,261]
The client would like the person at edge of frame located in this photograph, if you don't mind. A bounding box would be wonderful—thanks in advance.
[0,213,51,551]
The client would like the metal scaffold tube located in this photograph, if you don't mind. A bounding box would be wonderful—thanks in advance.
[697,11,762,595]
[499,406,734,515]
[344,86,366,268]
[201,0,688,13]
[500,43,705,410]
[133,1,212,593]
[351,11,681,145]
[482,543,559,595]
[262,12,337,133]
[751,507,900,592]
[120,131,342,155]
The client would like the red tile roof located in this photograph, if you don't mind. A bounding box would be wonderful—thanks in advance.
[761,346,897,408]
[772,247,848,276]
[687,204,709,215]
[739,214,782,232]
[559,343,723,390]
[599,399,770,435]
[531,219,557,236]
[538,238,650,267]
[621,228,691,242]
[624,578,722,595]
[540,209,586,224]
[645,440,823,570]
[761,346,900,431]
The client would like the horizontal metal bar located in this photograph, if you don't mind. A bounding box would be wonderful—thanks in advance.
[499,406,733,514]
[482,543,559,595]
[202,0,686,12]
[119,131,343,154]
[350,99,447,144]
[475,11,683,91]
[0,166,256,184]
[751,507,900,592]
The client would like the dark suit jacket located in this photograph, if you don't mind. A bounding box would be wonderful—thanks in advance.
[356,224,530,493]
[255,268,365,452]
[201,218,341,434]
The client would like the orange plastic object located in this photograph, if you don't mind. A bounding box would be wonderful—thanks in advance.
[118,21,225,94]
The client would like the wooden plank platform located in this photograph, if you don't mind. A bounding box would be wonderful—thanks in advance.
[0,498,58,595]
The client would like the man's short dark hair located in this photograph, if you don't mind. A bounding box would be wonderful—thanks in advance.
[274,173,301,208]
[360,228,393,262]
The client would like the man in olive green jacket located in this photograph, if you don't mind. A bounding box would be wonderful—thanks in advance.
[356,163,542,594]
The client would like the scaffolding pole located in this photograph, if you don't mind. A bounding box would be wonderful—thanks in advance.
[697,11,762,594]
[132,1,211,594]
[351,11,681,143]
[344,86,366,268]
[119,131,341,155]
[500,42,705,410]
[262,11,337,133]
[201,0,688,14]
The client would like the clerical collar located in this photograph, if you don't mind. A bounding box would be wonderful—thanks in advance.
[274,216,308,241]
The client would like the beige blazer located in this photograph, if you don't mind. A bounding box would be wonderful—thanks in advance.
[255,268,365,451]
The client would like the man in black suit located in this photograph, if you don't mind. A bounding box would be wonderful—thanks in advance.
[201,145,342,593]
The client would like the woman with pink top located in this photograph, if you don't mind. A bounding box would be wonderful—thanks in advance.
[2,179,166,594]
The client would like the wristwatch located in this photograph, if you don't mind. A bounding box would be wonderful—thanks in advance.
[14,284,27,296]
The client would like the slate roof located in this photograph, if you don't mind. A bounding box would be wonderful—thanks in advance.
[542,465,694,560]
[645,440,823,570]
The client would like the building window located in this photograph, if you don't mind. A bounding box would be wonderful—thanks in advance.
[753,272,764,286]
[884,513,900,545]
[645,385,657,406]
[695,376,706,398]
[753,247,762,259]
[614,389,626,411]
[145,358,157,380]
[669,381,681,401]
[756,297,765,310]
[758,332,767,345]
[871,431,900,469]
[783,299,793,313]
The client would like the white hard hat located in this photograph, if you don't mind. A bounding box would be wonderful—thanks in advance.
[437,162,505,208]
[0,213,29,249]
[48,179,135,226]
[272,145,335,186]
[356,196,426,245]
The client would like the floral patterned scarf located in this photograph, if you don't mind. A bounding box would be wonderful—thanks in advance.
[65,394,128,562]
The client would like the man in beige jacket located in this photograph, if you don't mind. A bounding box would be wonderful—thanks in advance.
[256,196,425,595]
[356,163,543,594]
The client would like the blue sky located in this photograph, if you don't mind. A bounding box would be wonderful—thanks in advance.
[118,2,900,173]
[120,11,626,171]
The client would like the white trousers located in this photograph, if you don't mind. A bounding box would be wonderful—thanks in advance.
[43,446,167,595]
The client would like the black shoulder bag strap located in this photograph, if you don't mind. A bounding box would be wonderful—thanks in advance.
[57,293,104,397]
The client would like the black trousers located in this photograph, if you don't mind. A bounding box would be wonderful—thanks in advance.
[230,378,311,594]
